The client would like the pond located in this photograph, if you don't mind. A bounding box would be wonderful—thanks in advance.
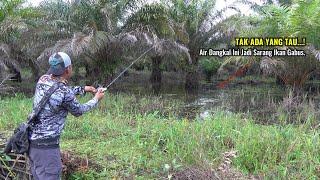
[108,71,320,124]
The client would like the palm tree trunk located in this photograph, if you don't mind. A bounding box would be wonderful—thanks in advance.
[12,47,40,81]
[276,75,285,86]
[205,72,213,82]
[185,68,199,90]
[27,59,40,81]
[185,52,199,91]
[86,64,101,81]
[150,55,162,93]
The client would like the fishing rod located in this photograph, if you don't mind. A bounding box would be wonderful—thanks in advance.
[97,39,191,92]
[98,45,155,92]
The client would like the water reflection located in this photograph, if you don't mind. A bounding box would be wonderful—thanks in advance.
[109,71,320,124]
[111,76,290,122]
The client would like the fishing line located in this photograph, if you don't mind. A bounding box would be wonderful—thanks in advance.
[99,45,155,92]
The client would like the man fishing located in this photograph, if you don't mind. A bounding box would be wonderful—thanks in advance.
[28,52,105,180]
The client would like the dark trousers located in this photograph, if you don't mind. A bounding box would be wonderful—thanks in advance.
[28,147,62,180]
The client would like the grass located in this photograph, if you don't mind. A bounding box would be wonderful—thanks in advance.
[0,93,320,179]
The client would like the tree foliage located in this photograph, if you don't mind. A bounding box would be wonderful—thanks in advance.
[224,0,320,89]
[1,0,319,91]
[161,0,240,89]
[0,0,42,80]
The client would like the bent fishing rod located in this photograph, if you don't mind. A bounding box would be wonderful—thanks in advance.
[98,45,155,92]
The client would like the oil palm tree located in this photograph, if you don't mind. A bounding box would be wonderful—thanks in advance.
[266,1,319,88]
[36,0,165,85]
[123,3,191,92]
[0,0,41,81]
[162,0,240,91]
[35,0,102,79]
[35,0,125,82]
[222,0,320,90]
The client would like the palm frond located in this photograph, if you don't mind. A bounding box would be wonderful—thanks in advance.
[155,39,191,64]
[0,74,14,91]
[0,16,28,43]
[36,39,71,70]
[289,0,320,48]
[71,32,93,56]
[0,43,21,73]
[308,45,320,62]
[123,3,176,39]
[0,44,11,58]
[260,57,286,75]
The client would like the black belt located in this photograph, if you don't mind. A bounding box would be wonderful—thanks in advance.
[29,136,60,149]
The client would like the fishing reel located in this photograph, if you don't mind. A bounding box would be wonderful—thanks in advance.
[93,83,108,93]
[98,87,107,92]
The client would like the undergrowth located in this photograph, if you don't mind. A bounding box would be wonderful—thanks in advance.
[0,93,319,179]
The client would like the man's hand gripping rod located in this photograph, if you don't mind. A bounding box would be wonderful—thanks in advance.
[98,45,155,92]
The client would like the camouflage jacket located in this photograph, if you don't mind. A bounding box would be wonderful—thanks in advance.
[29,74,98,148]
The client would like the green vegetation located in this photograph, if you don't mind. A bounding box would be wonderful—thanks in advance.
[1,0,320,179]
[199,57,222,82]
[1,0,319,91]
[226,0,320,89]
[1,94,320,179]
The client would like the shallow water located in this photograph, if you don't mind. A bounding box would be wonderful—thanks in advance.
[173,84,288,123]
[108,71,299,123]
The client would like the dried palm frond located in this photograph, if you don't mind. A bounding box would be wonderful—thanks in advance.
[0,44,21,78]
[263,46,320,88]
[118,33,138,45]
[88,31,114,54]
[35,39,74,73]
[36,30,133,75]
[0,75,11,87]
[218,150,238,173]
[71,32,93,57]
[122,2,192,62]
[0,44,11,60]
[308,45,320,61]
[156,39,191,64]
[260,57,286,76]
[120,31,191,65]
[0,74,14,94]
